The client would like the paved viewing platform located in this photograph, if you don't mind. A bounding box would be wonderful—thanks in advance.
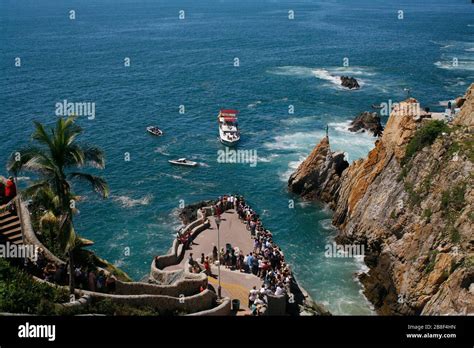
[164,210,262,314]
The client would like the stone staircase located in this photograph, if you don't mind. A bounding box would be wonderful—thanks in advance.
[0,203,22,245]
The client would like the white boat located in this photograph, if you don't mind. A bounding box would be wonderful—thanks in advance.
[147,126,163,136]
[168,158,198,167]
[217,109,240,146]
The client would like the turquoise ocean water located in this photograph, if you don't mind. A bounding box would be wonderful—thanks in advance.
[1,0,473,314]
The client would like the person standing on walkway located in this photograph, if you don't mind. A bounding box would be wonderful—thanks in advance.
[248,286,258,308]
[247,252,254,273]
[5,176,16,203]
[212,245,218,262]
[204,256,211,276]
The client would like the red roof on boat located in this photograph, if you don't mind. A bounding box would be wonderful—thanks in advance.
[220,109,239,115]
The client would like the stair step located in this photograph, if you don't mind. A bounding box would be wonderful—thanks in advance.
[0,220,20,232]
[0,215,19,226]
[2,226,22,237]
[10,237,23,245]
[0,211,16,219]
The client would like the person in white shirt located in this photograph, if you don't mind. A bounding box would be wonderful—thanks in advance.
[274,285,285,296]
[248,286,258,308]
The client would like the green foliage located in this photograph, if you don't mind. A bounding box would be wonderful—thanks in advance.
[402,120,449,165]
[404,181,422,207]
[390,209,397,219]
[441,182,467,244]
[468,211,474,222]
[441,183,466,212]
[425,250,439,274]
[58,298,160,316]
[450,228,461,244]
[422,208,432,223]
[447,137,474,163]
[0,259,68,314]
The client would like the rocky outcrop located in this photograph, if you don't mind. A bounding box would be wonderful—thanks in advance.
[288,136,348,208]
[453,84,474,128]
[289,84,474,315]
[179,200,215,225]
[348,112,384,137]
[340,76,360,90]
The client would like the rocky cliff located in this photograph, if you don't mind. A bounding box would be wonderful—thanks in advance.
[288,136,348,208]
[288,84,474,315]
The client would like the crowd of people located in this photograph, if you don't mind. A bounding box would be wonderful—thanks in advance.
[168,194,295,315]
[22,248,117,293]
[216,195,293,315]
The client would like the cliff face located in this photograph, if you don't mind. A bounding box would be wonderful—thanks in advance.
[289,84,474,315]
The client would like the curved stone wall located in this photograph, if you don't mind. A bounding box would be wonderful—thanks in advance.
[151,206,211,281]
[81,288,217,315]
[19,201,65,265]
[115,274,207,296]
[187,297,231,316]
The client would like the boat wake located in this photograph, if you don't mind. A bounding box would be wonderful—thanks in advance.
[247,100,262,108]
[154,146,170,156]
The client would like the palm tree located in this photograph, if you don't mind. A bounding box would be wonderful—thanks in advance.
[7,116,109,294]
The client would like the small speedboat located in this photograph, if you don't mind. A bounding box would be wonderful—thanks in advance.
[147,126,163,136]
[168,158,198,167]
[371,104,384,110]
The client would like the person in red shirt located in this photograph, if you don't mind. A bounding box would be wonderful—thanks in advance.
[5,177,16,201]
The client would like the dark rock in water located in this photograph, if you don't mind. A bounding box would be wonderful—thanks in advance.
[340,75,360,89]
[349,111,384,137]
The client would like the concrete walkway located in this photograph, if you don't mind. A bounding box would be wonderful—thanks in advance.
[164,210,262,314]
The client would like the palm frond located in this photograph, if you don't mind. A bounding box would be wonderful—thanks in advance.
[21,181,51,199]
[81,144,106,169]
[64,144,85,167]
[68,172,109,198]
[32,121,54,148]
[6,147,47,175]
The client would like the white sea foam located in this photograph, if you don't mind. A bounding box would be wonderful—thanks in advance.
[311,68,344,86]
[268,121,376,182]
[257,154,279,162]
[247,100,262,108]
[296,200,312,208]
[435,60,474,71]
[16,176,31,181]
[162,173,183,180]
[281,115,320,126]
[269,65,372,90]
[154,146,170,156]
[113,194,153,207]
[319,218,336,231]
[268,66,315,77]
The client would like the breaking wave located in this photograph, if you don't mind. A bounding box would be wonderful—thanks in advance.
[113,194,153,208]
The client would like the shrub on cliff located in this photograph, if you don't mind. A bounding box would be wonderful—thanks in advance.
[0,259,68,314]
[402,120,449,165]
